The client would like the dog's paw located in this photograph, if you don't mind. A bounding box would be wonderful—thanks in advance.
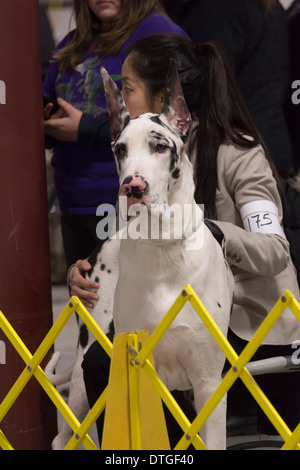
[52,434,64,450]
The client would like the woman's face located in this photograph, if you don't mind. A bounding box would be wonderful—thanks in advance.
[87,0,121,30]
[121,55,163,119]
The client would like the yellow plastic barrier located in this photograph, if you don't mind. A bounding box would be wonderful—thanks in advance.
[101,330,171,450]
[0,287,300,450]
[0,297,112,450]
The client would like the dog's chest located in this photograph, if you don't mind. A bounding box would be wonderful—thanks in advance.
[113,238,202,332]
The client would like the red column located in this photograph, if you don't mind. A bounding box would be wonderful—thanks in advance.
[0,0,57,449]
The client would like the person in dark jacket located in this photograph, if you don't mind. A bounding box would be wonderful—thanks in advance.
[284,174,300,287]
[285,3,300,173]
[166,0,293,179]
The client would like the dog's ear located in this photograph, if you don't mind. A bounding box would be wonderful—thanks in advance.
[101,67,130,142]
[160,59,191,139]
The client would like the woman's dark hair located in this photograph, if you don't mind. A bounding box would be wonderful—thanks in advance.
[128,33,284,218]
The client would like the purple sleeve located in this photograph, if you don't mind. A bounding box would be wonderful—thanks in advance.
[43,60,59,98]
[121,13,190,59]
[134,13,190,38]
[42,31,75,98]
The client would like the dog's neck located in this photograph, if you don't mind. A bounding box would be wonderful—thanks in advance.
[124,151,202,245]
[168,151,195,206]
[167,151,202,243]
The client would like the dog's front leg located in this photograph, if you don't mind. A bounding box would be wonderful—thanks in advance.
[191,357,227,451]
[52,347,90,450]
[194,386,227,450]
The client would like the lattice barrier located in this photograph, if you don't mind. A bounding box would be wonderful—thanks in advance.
[0,286,300,450]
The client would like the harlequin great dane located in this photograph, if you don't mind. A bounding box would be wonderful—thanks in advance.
[46,62,234,450]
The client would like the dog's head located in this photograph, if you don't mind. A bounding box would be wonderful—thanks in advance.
[101,61,193,217]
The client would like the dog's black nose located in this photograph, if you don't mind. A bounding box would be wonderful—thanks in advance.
[121,174,149,198]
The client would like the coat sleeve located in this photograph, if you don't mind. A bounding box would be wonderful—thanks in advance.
[77,112,111,150]
[212,144,290,276]
[213,221,289,277]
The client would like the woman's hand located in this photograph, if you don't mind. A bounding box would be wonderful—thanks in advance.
[44,98,83,142]
[69,259,100,309]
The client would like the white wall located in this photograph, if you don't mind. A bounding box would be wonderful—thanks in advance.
[48,5,75,44]
[40,0,75,45]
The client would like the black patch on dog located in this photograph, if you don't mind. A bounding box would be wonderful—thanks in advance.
[150,115,174,135]
[169,142,179,171]
[122,175,133,185]
[149,131,171,150]
[150,115,164,127]
[79,324,89,348]
[114,142,127,162]
[149,115,179,140]
[101,264,106,271]
[172,168,180,179]
[86,244,103,277]
[150,130,169,142]
[124,114,130,128]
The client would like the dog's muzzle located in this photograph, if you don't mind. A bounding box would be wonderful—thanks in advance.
[120,173,150,205]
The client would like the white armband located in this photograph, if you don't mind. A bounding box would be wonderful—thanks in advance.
[240,200,286,238]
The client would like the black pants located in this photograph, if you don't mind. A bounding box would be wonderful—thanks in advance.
[82,331,197,448]
[226,329,300,435]
[61,213,107,268]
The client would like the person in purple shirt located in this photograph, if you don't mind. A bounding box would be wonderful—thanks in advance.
[43,0,188,268]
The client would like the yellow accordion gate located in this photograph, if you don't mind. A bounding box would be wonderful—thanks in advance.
[0,286,300,450]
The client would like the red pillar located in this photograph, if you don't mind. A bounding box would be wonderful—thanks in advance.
[0,0,57,449]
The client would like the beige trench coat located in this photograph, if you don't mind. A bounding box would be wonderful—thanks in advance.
[212,140,300,345]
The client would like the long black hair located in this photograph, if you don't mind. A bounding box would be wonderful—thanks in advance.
[127,33,284,218]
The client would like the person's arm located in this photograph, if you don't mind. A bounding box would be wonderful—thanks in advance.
[78,110,111,149]
[212,221,289,277]
[212,144,290,277]
[68,259,100,309]
[44,98,111,149]
[44,97,82,142]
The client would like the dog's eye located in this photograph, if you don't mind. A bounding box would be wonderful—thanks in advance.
[114,143,127,159]
[155,143,168,153]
